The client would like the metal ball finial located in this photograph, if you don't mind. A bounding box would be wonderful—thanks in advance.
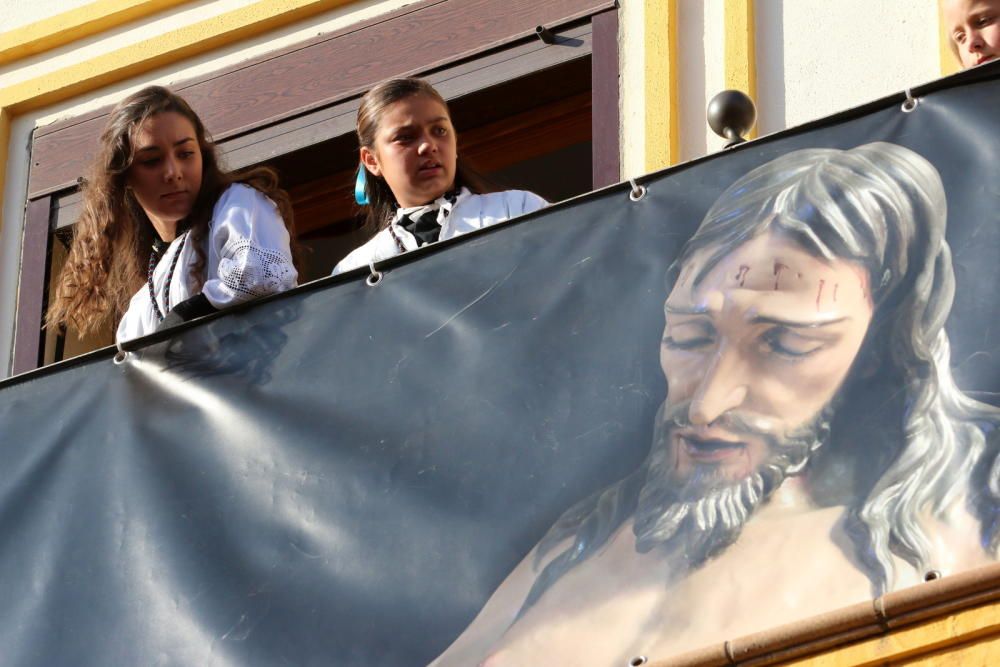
[707,89,757,148]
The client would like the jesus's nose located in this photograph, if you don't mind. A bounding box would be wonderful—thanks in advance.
[688,345,749,425]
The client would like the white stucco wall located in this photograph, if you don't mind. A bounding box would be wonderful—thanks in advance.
[623,0,941,171]
[678,0,726,162]
[756,0,940,136]
[0,0,263,89]
[619,0,646,179]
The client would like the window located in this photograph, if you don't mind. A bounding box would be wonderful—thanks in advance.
[14,0,619,373]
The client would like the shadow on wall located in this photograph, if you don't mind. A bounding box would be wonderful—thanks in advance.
[755,0,787,135]
[679,0,708,159]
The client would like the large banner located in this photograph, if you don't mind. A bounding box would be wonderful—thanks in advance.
[2,66,1000,666]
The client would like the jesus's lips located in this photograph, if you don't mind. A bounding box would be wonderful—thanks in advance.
[679,434,747,462]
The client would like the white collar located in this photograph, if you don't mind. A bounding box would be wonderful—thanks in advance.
[391,187,471,226]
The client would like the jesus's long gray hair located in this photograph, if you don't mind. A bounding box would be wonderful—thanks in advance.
[678,142,1000,593]
[525,142,1000,611]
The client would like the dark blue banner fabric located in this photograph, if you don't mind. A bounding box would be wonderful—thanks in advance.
[3,69,1000,666]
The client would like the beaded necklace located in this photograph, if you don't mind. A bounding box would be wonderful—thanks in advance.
[147,231,188,322]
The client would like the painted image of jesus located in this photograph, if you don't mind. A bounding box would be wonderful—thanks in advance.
[433,142,1000,666]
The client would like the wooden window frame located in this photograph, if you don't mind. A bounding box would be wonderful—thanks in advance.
[12,0,620,375]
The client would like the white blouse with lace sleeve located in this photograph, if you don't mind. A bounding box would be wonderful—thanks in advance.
[116,183,297,343]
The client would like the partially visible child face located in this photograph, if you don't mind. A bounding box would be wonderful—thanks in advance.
[361,93,458,208]
[946,0,1000,68]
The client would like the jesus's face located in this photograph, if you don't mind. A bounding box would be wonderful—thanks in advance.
[659,230,874,484]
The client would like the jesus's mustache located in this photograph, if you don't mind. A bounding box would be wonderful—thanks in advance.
[633,400,828,558]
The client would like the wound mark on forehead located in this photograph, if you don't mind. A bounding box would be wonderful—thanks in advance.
[816,279,825,310]
[773,262,789,290]
[735,265,750,287]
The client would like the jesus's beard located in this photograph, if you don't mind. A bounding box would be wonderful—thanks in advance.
[633,401,829,566]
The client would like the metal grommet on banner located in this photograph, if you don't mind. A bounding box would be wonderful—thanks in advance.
[366,260,383,287]
[901,88,919,113]
[113,338,129,365]
[924,569,942,582]
[629,178,647,202]
[628,657,648,666]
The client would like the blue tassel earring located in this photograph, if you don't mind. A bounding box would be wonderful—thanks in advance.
[354,165,370,206]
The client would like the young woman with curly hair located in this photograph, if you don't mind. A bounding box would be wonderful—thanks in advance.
[47,85,299,344]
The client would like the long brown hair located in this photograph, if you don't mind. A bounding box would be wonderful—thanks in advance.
[46,85,299,335]
[356,77,497,232]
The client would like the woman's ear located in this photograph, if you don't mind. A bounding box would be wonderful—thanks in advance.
[359,147,381,177]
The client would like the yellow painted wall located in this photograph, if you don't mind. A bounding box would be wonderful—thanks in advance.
[643,0,678,172]
[0,0,190,65]
[780,598,1000,667]
[938,0,963,77]
[723,0,755,139]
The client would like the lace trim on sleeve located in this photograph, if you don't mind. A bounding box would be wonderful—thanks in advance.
[217,240,296,298]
